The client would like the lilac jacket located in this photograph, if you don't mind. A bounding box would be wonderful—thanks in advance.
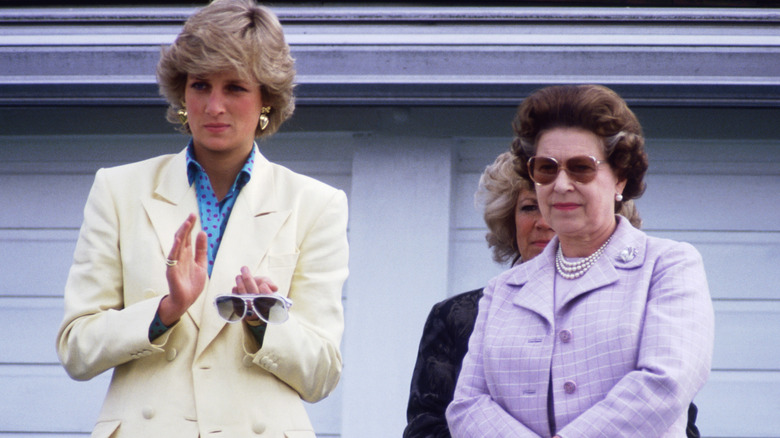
[446,217,714,437]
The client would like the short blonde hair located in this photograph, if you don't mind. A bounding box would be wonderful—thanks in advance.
[157,0,295,138]
[476,151,534,264]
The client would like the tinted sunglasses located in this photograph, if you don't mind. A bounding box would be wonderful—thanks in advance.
[527,155,606,185]
[213,293,293,324]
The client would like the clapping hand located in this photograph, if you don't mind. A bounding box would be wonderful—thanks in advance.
[159,213,209,326]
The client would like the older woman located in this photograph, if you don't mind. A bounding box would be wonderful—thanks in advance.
[405,151,646,437]
[56,1,348,437]
[446,85,713,437]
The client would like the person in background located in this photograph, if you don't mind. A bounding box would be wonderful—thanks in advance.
[403,151,551,438]
[446,84,713,437]
[56,1,348,437]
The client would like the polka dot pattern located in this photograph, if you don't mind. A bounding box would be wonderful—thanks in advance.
[186,142,255,276]
[148,311,169,341]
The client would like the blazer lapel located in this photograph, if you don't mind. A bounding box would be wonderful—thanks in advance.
[554,216,646,313]
[510,246,556,326]
[555,253,619,314]
[140,149,206,327]
[195,150,292,359]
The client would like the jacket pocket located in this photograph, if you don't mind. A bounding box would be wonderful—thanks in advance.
[91,420,121,438]
[266,251,300,295]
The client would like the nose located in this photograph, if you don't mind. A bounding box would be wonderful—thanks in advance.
[535,212,552,230]
[205,90,226,115]
[551,167,575,192]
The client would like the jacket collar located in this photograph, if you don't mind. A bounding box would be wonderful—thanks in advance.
[507,216,647,323]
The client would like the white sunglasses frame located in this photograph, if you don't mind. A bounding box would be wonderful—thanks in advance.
[213,293,293,325]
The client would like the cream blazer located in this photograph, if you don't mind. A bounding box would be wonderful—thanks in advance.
[57,146,349,438]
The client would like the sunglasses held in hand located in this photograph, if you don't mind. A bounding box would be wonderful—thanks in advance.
[214,293,293,325]
[528,155,606,185]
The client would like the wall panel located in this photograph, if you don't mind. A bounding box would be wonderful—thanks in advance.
[695,370,780,437]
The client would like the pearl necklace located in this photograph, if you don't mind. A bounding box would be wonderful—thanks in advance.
[555,237,612,280]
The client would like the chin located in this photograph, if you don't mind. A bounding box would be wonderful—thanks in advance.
[549,219,583,233]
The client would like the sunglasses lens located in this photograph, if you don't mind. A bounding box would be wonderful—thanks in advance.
[215,296,245,322]
[528,156,599,184]
[529,157,559,185]
[566,156,598,183]
[252,296,289,324]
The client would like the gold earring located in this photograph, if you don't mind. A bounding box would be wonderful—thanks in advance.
[259,106,271,131]
[177,106,188,125]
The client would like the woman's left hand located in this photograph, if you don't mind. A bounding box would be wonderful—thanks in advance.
[233,266,278,323]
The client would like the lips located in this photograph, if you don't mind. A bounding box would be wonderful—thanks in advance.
[204,123,230,132]
[553,202,580,211]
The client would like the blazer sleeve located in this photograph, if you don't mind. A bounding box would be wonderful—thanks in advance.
[558,242,714,437]
[249,188,349,403]
[446,281,543,438]
[56,169,169,381]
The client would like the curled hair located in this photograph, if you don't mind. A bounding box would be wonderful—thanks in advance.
[510,85,649,210]
[157,0,295,138]
[618,199,642,229]
[476,151,534,264]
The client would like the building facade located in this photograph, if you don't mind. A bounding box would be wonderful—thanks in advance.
[1,5,779,437]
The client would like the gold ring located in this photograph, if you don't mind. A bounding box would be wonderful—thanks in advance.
[165,259,178,267]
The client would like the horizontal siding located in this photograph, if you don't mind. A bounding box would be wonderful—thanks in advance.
[0,229,77,299]
[646,231,780,300]
[710,301,780,371]
[694,370,780,437]
[0,364,109,434]
[640,173,779,232]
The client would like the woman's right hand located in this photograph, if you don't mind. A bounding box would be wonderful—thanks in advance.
[159,213,208,326]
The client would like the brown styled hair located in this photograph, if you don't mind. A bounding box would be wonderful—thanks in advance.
[511,84,649,211]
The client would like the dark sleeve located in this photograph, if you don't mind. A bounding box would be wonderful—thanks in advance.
[686,402,700,438]
[148,310,170,342]
[403,289,483,438]
[246,322,267,347]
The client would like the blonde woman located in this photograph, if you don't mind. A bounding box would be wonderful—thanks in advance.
[57,1,348,436]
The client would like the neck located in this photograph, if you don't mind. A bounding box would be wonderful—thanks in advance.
[558,218,617,258]
[193,146,252,201]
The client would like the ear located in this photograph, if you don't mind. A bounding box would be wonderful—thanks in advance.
[615,178,627,196]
